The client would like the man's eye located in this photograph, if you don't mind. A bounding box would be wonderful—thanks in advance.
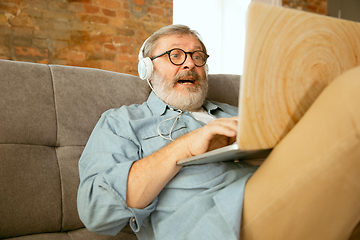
[171,54,180,58]
[193,53,204,61]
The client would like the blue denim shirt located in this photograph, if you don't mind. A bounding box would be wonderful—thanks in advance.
[77,92,257,239]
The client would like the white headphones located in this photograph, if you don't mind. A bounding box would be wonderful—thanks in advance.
[138,38,153,81]
[137,37,209,81]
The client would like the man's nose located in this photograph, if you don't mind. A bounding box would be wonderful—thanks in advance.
[181,53,196,70]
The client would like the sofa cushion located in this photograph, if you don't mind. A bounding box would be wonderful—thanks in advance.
[49,65,151,147]
[0,144,62,238]
[0,60,57,146]
[207,74,240,107]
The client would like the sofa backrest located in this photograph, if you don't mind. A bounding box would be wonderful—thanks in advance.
[0,59,240,238]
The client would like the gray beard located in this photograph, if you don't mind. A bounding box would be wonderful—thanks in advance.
[151,70,208,111]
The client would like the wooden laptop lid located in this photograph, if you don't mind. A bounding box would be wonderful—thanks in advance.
[238,2,360,150]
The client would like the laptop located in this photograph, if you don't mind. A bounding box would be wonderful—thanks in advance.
[177,1,360,166]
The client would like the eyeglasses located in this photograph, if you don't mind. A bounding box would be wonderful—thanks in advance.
[151,48,209,67]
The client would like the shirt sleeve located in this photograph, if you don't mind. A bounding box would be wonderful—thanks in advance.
[77,110,157,236]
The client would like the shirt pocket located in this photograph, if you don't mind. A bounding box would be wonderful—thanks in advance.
[139,121,189,156]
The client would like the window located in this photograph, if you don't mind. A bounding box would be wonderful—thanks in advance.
[173,0,281,75]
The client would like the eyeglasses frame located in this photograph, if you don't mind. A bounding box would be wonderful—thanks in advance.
[150,48,209,67]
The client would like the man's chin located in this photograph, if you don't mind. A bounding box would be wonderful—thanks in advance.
[163,91,206,111]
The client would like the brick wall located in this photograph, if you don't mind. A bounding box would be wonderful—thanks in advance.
[283,0,327,15]
[0,0,172,76]
[0,0,327,76]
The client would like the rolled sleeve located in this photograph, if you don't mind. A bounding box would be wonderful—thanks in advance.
[77,110,156,235]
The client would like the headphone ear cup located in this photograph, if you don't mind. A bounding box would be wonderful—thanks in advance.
[204,64,209,78]
[138,57,153,80]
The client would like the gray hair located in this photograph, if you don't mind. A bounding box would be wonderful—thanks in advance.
[141,24,207,59]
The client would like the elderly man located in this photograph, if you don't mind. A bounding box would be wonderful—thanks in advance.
[77,24,360,240]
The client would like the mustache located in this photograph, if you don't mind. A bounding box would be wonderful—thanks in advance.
[173,70,201,83]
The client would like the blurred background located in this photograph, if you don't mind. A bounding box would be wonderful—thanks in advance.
[1,0,357,76]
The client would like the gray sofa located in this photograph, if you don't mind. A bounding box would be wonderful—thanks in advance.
[0,59,240,239]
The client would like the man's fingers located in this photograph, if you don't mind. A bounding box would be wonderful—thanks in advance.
[205,117,238,138]
[181,116,239,157]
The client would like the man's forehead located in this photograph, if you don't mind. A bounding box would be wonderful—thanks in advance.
[169,42,202,50]
[157,34,202,50]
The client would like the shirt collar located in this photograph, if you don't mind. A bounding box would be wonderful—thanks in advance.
[147,92,168,116]
[146,91,224,116]
[202,100,223,114]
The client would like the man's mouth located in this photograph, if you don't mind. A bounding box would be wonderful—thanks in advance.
[178,78,195,85]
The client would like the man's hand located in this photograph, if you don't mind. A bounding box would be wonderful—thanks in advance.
[181,116,238,157]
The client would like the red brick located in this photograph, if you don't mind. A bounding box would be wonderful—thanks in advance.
[0,14,7,25]
[116,28,135,37]
[306,4,318,12]
[87,52,104,61]
[66,50,86,61]
[12,36,32,47]
[119,44,133,54]
[71,31,91,44]
[51,40,69,50]
[147,6,163,16]
[67,0,91,3]
[0,45,10,55]
[90,34,112,43]
[117,10,131,18]
[84,5,100,14]
[122,1,130,10]
[133,0,145,5]
[0,34,10,45]
[79,43,102,52]
[78,14,110,24]
[15,47,48,57]
[100,25,116,35]
[163,8,172,18]
[283,0,290,5]
[104,43,117,51]
[42,10,73,21]
[82,60,102,69]
[3,0,23,4]
[68,2,85,12]
[21,8,42,18]
[109,18,124,27]
[118,54,137,62]
[153,0,172,9]
[113,36,135,45]
[48,2,67,11]
[37,59,49,64]
[101,60,117,71]
[124,19,145,30]
[102,8,117,17]
[94,0,121,9]
[308,0,317,4]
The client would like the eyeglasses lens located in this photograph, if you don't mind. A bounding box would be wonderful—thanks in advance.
[169,49,207,67]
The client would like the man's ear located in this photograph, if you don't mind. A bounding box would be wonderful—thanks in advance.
[204,64,209,79]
